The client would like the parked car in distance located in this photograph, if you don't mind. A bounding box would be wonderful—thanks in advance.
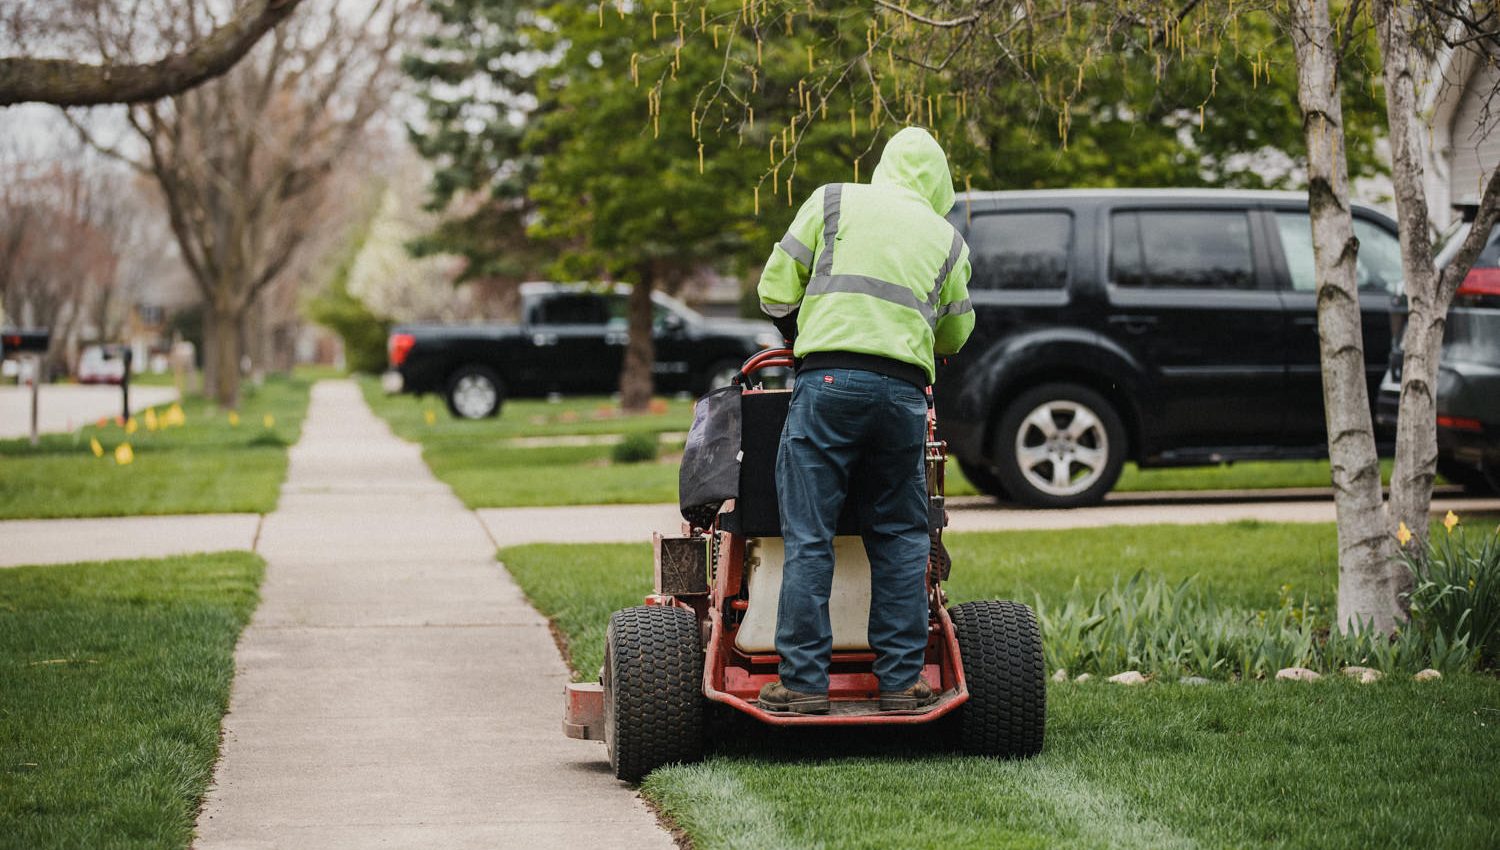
[1377,215,1500,494]
[937,189,1403,508]
[385,282,782,418]
[76,344,126,385]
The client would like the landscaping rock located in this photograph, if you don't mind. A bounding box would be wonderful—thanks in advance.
[1074,673,1093,683]
[1275,667,1321,682]
[1050,668,1070,683]
[1107,671,1148,685]
[1341,666,1383,683]
[1179,676,1212,686]
[1414,668,1443,682]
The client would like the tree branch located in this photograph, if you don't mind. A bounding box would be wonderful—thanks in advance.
[0,0,306,107]
[872,0,982,29]
[1439,163,1500,297]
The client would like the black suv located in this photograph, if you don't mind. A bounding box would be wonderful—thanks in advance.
[1377,217,1500,494]
[937,189,1403,507]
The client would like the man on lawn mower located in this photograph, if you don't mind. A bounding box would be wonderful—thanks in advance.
[754,126,975,715]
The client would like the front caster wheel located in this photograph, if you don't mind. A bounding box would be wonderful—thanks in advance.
[604,605,705,782]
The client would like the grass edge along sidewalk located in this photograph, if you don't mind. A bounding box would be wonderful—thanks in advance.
[0,374,314,520]
[0,552,264,849]
[497,522,1500,850]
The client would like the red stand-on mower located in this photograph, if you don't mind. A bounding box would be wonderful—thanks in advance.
[564,349,1045,781]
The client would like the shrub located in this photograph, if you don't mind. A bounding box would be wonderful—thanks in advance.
[1402,521,1500,669]
[611,433,660,464]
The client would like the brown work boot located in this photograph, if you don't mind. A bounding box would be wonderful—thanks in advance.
[757,681,830,714]
[879,680,938,711]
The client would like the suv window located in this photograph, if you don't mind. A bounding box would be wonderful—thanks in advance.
[1111,210,1256,290]
[1273,212,1404,295]
[966,212,1071,290]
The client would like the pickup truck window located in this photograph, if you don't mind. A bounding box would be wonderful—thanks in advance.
[604,294,680,329]
[1274,212,1404,295]
[530,293,611,325]
[1111,210,1256,290]
[967,211,1071,290]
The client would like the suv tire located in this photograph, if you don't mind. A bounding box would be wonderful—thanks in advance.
[1438,457,1498,496]
[445,364,504,419]
[993,383,1126,508]
[957,458,1010,500]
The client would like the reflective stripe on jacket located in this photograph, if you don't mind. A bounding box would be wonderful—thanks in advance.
[756,127,974,383]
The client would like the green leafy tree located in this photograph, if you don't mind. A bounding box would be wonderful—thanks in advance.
[523,2,865,410]
[403,0,551,287]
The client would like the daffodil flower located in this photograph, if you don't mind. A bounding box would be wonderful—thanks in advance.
[1396,522,1413,546]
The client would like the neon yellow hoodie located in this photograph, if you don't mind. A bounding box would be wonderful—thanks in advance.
[757,127,974,383]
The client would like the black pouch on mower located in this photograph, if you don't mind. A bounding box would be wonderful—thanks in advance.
[679,384,742,528]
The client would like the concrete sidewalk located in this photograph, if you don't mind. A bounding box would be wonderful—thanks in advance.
[195,381,671,849]
[0,383,177,438]
[0,513,261,568]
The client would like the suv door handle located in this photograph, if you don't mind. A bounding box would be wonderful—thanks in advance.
[1107,314,1159,334]
[1291,316,1319,327]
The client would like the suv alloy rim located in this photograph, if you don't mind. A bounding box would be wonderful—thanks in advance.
[1013,400,1109,497]
[453,374,497,418]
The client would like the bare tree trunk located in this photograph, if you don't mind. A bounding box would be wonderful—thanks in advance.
[1377,0,1500,575]
[207,300,242,409]
[1378,0,1443,569]
[1289,0,1399,633]
[619,267,656,413]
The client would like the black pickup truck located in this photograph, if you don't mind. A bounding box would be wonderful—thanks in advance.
[384,282,781,418]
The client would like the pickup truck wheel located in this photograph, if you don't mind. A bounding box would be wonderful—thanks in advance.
[994,383,1125,508]
[445,365,504,419]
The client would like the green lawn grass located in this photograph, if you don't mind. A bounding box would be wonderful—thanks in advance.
[498,522,1500,849]
[0,552,264,849]
[0,374,312,519]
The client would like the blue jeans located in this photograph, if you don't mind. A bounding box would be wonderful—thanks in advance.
[774,367,930,694]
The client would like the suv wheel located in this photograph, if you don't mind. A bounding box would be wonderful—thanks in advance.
[1438,457,1498,496]
[994,383,1126,508]
[445,365,504,419]
[956,458,1010,500]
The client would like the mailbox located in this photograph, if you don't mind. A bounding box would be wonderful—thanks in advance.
[1,328,50,358]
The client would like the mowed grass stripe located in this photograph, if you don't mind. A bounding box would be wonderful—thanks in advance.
[0,552,264,849]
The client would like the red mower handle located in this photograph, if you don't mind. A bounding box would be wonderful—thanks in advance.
[736,348,795,383]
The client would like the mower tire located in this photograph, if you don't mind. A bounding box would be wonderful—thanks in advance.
[949,600,1045,758]
[604,605,705,782]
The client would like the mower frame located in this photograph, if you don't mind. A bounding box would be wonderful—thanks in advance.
[565,349,1044,779]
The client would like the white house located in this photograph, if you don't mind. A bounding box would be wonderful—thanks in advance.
[1422,45,1500,227]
